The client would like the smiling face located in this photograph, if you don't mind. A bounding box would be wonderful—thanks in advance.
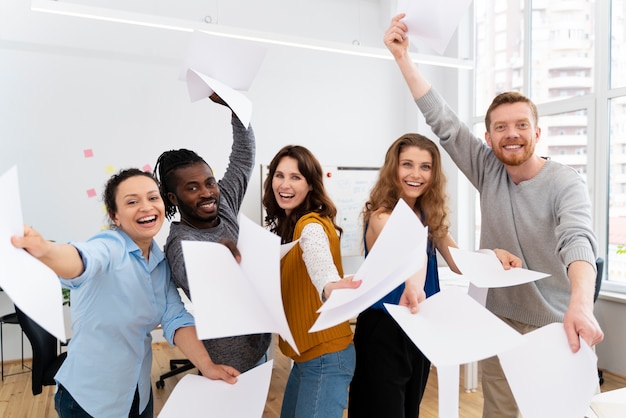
[272,156,312,216]
[168,162,221,229]
[397,145,432,207]
[485,101,541,167]
[112,175,165,252]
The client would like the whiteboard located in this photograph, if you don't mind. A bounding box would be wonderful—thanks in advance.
[260,165,380,257]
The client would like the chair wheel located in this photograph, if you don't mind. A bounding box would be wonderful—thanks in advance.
[156,380,164,389]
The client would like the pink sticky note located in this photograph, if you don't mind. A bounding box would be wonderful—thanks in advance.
[142,164,152,173]
[83,149,94,158]
[86,188,97,198]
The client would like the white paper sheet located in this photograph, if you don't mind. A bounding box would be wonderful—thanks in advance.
[181,30,267,127]
[185,69,253,128]
[498,323,599,418]
[182,215,298,353]
[449,247,550,288]
[158,359,273,418]
[309,199,428,333]
[385,289,523,367]
[386,290,524,418]
[397,0,473,55]
[590,387,626,418]
[181,31,267,91]
[0,166,66,342]
[280,240,298,259]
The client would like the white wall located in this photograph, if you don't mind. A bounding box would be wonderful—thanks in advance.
[0,1,455,360]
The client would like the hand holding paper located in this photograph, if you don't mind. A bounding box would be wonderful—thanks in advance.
[159,360,274,418]
[0,166,66,342]
[182,215,298,354]
[309,199,428,332]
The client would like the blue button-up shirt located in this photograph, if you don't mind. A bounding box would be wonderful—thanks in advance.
[56,230,194,418]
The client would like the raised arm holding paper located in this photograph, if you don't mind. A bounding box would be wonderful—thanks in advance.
[384,13,603,417]
[154,94,271,375]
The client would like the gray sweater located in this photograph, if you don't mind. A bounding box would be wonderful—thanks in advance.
[165,117,271,372]
[416,89,598,327]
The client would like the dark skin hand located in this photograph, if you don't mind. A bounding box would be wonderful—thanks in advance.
[220,238,241,263]
[209,92,229,107]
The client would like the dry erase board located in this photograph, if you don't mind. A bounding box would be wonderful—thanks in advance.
[261,165,380,257]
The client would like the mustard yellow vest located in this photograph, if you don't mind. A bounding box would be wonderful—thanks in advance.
[279,212,353,362]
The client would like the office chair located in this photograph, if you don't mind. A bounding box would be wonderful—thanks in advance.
[15,306,67,395]
[0,311,27,380]
[594,257,604,385]
[155,358,196,389]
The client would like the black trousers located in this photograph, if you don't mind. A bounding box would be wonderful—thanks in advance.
[348,308,431,418]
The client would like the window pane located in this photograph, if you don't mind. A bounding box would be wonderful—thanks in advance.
[539,110,589,181]
[530,0,595,104]
[612,0,626,88]
[609,97,626,283]
[475,0,525,112]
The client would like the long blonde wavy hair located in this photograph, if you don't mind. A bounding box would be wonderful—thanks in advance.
[363,133,450,243]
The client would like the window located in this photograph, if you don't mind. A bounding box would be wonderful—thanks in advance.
[473,0,626,292]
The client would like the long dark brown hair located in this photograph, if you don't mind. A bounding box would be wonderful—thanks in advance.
[363,133,450,242]
[262,145,341,243]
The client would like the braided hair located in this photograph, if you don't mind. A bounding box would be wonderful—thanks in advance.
[154,149,209,219]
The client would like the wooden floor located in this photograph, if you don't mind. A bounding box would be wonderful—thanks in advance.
[1,341,625,417]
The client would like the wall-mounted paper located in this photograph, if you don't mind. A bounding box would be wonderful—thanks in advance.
[158,360,273,418]
[0,166,66,342]
[498,323,598,418]
[182,215,297,354]
[309,199,427,333]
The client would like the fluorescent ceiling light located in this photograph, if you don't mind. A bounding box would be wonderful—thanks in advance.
[30,0,473,69]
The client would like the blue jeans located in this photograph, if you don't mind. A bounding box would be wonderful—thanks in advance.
[280,344,355,418]
[55,384,153,418]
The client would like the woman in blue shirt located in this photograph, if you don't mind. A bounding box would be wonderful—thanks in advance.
[12,168,239,418]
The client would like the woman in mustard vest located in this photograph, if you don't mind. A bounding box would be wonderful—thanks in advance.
[263,145,361,418]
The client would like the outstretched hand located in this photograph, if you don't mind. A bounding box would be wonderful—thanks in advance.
[11,225,52,258]
[493,248,522,270]
[322,275,362,301]
[200,362,240,384]
[399,279,426,314]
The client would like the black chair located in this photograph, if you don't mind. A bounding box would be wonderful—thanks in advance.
[594,257,604,303]
[155,358,196,389]
[0,311,27,380]
[594,257,604,385]
[15,306,67,395]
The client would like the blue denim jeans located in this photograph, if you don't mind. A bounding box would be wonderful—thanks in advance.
[55,384,153,418]
[280,344,355,418]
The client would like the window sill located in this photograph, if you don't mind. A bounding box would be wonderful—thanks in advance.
[598,290,626,304]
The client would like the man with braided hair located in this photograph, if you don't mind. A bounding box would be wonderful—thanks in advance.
[154,94,271,374]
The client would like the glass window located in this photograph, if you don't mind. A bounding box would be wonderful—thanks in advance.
[530,0,595,104]
[609,96,626,284]
[474,1,525,112]
[539,110,590,181]
[611,0,626,88]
